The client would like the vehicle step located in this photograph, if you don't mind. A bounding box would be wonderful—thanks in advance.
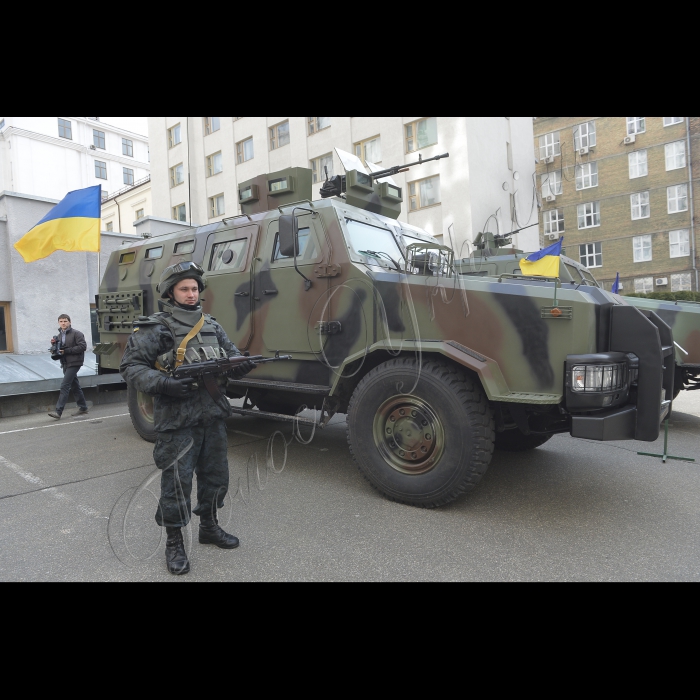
[231,378,331,395]
[230,406,318,426]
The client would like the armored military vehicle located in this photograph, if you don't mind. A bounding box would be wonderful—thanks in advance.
[96,151,675,508]
[458,232,700,399]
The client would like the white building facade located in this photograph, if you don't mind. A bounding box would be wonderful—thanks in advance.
[148,117,539,254]
[0,117,150,202]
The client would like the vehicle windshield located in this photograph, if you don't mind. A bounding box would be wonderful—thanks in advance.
[345,219,405,271]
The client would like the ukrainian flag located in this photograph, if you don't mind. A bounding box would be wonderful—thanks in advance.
[14,186,101,263]
[520,238,563,278]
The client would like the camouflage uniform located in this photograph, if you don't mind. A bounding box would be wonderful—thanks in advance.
[120,303,242,528]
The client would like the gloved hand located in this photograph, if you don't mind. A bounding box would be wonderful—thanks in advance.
[161,377,197,398]
[231,360,257,380]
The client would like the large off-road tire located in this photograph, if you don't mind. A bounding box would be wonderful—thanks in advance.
[347,358,495,508]
[127,384,157,443]
[495,430,553,452]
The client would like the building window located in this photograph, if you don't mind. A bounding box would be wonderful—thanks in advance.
[579,242,603,269]
[672,273,692,292]
[543,209,565,235]
[122,138,134,157]
[631,192,650,220]
[58,118,72,140]
[168,124,182,148]
[105,221,114,232]
[629,150,648,179]
[664,117,684,127]
[633,235,653,263]
[269,121,290,151]
[355,136,382,165]
[408,176,441,211]
[170,164,184,188]
[576,162,598,190]
[237,137,254,163]
[634,277,654,294]
[135,209,145,221]
[578,202,600,229]
[541,172,562,199]
[209,194,225,219]
[0,302,12,353]
[665,141,687,171]
[204,117,221,135]
[405,117,438,153]
[93,130,106,149]
[308,117,331,135]
[95,160,107,180]
[574,121,596,151]
[627,117,646,135]
[668,184,689,213]
[123,168,135,186]
[207,152,223,177]
[311,154,334,184]
[173,204,187,222]
[670,229,691,258]
[539,132,561,160]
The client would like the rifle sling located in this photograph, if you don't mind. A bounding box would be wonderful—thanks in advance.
[175,315,206,370]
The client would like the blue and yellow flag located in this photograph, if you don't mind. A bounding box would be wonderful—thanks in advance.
[14,186,101,263]
[520,238,563,278]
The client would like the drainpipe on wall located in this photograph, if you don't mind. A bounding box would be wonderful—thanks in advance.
[686,117,698,292]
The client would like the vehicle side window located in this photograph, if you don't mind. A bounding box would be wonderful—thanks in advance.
[210,239,248,272]
[272,227,317,262]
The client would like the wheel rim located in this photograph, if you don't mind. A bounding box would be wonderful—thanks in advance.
[373,396,445,475]
[137,391,155,425]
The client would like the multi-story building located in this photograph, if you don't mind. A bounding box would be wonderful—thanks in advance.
[101,176,152,236]
[534,117,699,294]
[148,117,540,254]
[0,115,148,356]
[0,117,150,203]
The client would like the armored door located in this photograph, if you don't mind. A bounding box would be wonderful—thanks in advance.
[201,224,258,350]
[255,213,329,355]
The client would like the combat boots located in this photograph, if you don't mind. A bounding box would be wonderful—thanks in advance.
[199,514,240,550]
[165,528,191,576]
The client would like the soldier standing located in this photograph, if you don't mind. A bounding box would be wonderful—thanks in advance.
[120,262,256,576]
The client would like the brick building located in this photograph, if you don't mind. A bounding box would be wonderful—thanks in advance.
[533,117,699,293]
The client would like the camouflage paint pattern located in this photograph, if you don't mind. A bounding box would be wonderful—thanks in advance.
[98,178,673,448]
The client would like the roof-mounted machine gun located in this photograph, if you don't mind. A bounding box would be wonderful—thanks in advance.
[321,149,450,219]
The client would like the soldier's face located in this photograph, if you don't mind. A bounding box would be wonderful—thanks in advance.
[172,280,200,306]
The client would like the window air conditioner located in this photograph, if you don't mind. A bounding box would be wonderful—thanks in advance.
[656,278,669,287]
[579,147,589,156]
[547,233,560,241]
[624,135,636,145]
[546,195,556,203]
[544,156,555,164]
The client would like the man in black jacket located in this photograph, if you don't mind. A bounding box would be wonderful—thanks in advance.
[49,314,89,420]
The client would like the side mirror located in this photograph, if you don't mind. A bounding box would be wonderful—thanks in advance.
[279,215,299,258]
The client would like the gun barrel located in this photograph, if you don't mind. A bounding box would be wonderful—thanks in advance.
[370,153,450,182]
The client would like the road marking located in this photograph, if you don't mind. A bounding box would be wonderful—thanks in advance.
[0,455,103,519]
[0,413,130,437]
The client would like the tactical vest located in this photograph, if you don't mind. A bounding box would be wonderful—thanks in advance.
[151,306,227,374]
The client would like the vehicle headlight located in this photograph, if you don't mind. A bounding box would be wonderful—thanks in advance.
[572,364,625,393]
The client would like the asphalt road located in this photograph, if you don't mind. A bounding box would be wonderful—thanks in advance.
[0,393,698,582]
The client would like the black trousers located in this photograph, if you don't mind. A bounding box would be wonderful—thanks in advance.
[153,420,230,528]
[56,366,88,415]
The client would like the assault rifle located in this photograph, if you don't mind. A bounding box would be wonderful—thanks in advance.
[173,353,292,401]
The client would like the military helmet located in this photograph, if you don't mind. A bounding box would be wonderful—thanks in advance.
[157,262,207,299]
